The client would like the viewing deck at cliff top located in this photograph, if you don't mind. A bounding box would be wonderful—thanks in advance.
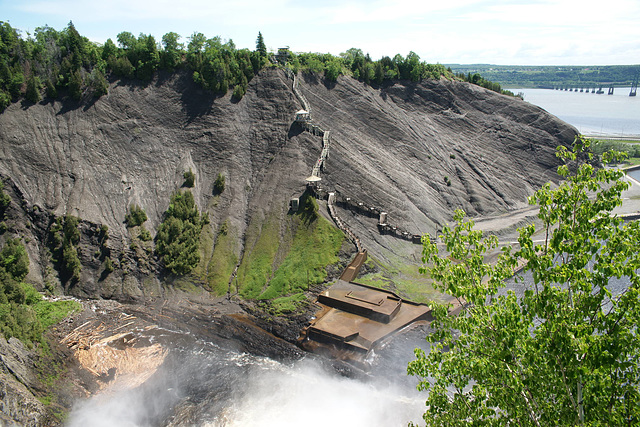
[302,280,431,354]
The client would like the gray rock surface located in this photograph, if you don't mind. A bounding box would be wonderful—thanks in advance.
[0,68,579,426]
[0,337,45,427]
[0,68,577,296]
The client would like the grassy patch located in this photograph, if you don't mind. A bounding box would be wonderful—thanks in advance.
[207,221,239,296]
[258,196,344,300]
[622,157,640,167]
[34,298,82,330]
[237,194,344,301]
[268,292,308,316]
[171,277,203,294]
[357,257,445,304]
[194,221,215,282]
[237,215,281,299]
[0,284,81,348]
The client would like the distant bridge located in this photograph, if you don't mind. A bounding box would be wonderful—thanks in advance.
[551,71,639,96]
[552,84,636,96]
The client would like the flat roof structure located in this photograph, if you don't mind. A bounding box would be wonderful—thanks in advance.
[302,280,431,355]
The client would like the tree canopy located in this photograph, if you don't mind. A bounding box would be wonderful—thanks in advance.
[0,21,481,111]
[155,190,207,275]
[408,137,640,426]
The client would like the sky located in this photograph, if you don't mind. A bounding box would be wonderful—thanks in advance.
[2,0,639,65]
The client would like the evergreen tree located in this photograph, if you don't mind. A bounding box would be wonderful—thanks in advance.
[101,38,118,62]
[255,31,267,58]
[25,74,41,103]
[89,68,108,97]
[68,69,83,100]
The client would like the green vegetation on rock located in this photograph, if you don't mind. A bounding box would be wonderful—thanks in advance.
[0,20,500,110]
[237,215,280,299]
[213,173,225,194]
[0,238,80,347]
[237,193,344,300]
[183,169,195,188]
[259,198,343,299]
[409,138,640,425]
[268,292,308,316]
[206,221,238,295]
[49,215,82,283]
[125,204,147,227]
[0,181,10,211]
[156,190,206,275]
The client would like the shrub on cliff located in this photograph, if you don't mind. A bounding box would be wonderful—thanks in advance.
[214,173,225,194]
[183,169,195,188]
[125,205,147,227]
[0,239,80,346]
[156,190,206,275]
[0,238,29,281]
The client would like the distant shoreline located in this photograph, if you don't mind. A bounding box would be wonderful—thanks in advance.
[583,134,640,142]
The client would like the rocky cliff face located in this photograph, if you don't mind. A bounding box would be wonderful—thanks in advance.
[0,68,576,300]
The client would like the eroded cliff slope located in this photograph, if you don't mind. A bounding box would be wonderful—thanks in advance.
[0,68,577,300]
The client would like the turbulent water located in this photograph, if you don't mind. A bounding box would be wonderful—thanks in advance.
[66,324,432,427]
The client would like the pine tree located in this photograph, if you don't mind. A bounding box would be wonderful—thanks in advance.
[25,74,41,103]
[256,32,267,58]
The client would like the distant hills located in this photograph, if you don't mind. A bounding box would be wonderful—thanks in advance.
[446,64,640,88]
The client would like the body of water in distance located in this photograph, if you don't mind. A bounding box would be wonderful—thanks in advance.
[512,87,640,139]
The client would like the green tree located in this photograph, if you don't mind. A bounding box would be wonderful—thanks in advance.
[25,74,41,103]
[255,31,267,58]
[125,204,147,227]
[214,173,225,194]
[161,32,182,70]
[89,68,108,97]
[183,169,195,187]
[408,137,640,426]
[324,58,342,82]
[155,190,204,275]
[68,69,83,100]
[0,238,29,281]
[101,38,118,62]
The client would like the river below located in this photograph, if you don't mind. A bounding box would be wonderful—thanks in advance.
[63,303,432,427]
[512,87,640,138]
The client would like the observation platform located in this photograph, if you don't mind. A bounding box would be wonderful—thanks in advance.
[301,280,431,355]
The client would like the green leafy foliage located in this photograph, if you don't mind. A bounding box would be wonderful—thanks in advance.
[213,173,225,194]
[156,190,205,275]
[1,19,477,111]
[0,181,10,211]
[49,215,81,282]
[186,33,259,96]
[183,169,195,188]
[458,71,515,96]
[237,194,343,300]
[25,74,42,103]
[591,139,640,162]
[0,239,80,346]
[409,137,640,426]
[138,226,152,242]
[125,204,147,227]
[0,238,29,281]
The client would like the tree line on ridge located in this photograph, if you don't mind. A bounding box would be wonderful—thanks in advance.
[0,21,515,113]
